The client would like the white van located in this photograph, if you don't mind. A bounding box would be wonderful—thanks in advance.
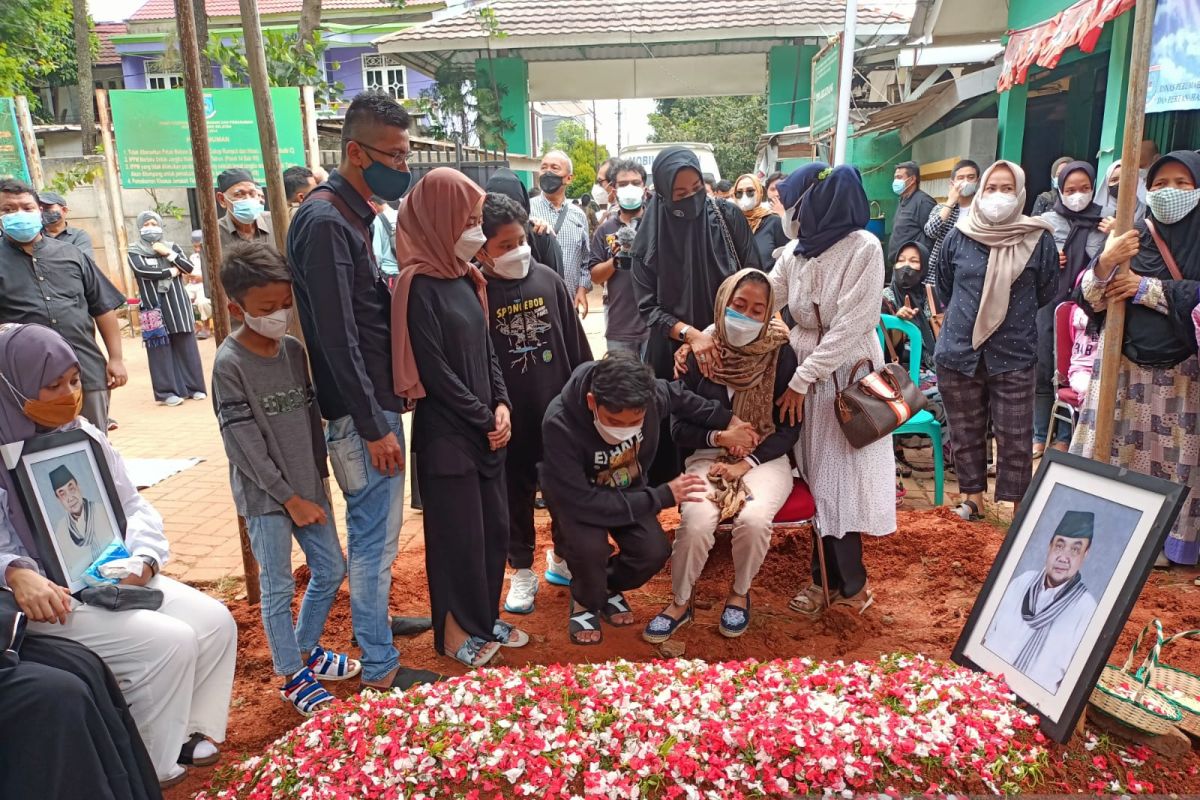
[618,143,721,187]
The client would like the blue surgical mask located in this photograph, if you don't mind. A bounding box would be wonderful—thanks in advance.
[363,159,412,202]
[230,199,263,224]
[1,211,43,243]
[892,178,907,196]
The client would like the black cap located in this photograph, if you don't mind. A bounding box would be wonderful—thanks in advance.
[217,168,256,194]
[1053,510,1095,542]
[39,191,67,207]
[49,465,75,491]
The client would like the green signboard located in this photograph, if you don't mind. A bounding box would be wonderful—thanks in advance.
[109,88,304,188]
[0,98,30,183]
[810,37,841,141]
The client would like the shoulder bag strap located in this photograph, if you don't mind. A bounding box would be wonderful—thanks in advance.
[1145,219,1184,281]
[552,202,571,235]
[305,185,381,277]
[712,199,743,271]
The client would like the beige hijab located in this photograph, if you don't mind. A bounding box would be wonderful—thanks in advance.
[954,160,1053,349]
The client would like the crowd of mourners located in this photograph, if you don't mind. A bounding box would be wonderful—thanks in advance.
[0,90,1198,797]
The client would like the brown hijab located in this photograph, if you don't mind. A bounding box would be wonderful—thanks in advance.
[391,168,487,400]
[735,174,772,233]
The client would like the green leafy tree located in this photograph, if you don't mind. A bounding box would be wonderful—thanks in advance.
[648,95,767,181]
[544,119,609,200]
[205,30,345,106]
[0,0,86,118]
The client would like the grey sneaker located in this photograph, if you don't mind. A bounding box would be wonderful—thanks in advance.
[504,568,539,614]
[161,395,184,407]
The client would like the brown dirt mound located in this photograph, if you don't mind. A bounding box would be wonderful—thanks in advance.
[167,507,1200,798]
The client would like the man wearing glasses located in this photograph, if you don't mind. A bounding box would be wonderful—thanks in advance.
[286,91,437,692]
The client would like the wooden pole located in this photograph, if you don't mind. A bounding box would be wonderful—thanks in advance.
[238,0,290,256]
[1091,0,1157,457]
[173,0,259,603]
[94,90,133,297]
[13,97,43,189]
[300,85,321,174]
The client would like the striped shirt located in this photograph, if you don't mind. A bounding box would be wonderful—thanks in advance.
[922,203,966,287]
[128,243,196,334]
[530,195,591,290]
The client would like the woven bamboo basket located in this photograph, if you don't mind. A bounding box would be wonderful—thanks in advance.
[1089,620,1182,735]
[1143,629,1200,736]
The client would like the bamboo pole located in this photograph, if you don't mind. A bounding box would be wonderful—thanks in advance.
[173,0,260,603]
[94,90,133,296]
[1091,0,1157,458]
[13,97,43,189]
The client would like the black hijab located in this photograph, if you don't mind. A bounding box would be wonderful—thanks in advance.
[486,168,530,212]
[486,168,564,279]
[1052,161,1103,303]
[631,146,741,333]
[777,163,869,258]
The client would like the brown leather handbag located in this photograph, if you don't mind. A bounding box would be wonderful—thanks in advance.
[815,304,928,449]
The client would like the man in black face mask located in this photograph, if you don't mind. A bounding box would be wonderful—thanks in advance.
[285,90,437,693]
[530,150,591,317]
[38,191,95,259]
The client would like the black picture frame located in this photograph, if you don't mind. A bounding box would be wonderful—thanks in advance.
[952,449,1188,743]
[11,428,127,592]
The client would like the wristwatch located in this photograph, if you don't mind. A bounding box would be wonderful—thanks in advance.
[140,556,160,577]
[679,325,691,342]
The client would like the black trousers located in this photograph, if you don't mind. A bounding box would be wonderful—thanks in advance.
[811,532,867,598]
[417,442,508,655]
[505,444,540,569]
[644,333,682,485]
[146,331,205,401]
[554,512,671,613]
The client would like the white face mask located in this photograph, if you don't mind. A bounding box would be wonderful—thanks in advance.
[592,409,641,446]
[488,244,531,280]
[781,199,801,239]
[737,195,758,212]
[616,184,645,211]
[591,183,609,207]
[976,192,1020,224]
[723,307,763,347]
[1061,191,1093,213]
[243,306,292,340]
[959,181,978,198]
[454,224,487,262]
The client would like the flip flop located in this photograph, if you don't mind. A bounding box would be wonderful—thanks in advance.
[601,592,636,627]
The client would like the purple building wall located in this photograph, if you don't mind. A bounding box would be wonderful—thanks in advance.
[121,56,148,90]
[326,46,435,101]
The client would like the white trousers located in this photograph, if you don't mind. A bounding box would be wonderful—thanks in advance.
[29,575,237,780]
[671,453,793,602]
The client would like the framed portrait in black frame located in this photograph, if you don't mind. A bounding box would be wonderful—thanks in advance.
[953,450,1188,743]
[10,428,126,593]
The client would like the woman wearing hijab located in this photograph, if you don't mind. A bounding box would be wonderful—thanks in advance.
[632,147,761,482]
[733,174,790,269]
[645,269,798,642]
[126,211,206,407]
[391,168,525,668]
[768,163,895,617]
[882,239,936,370]
[0,323,236,787]
[1072,151,1200,566]
[485,168,564,280]
[1095,159,1148,227]
[934,161,1057,522]
[1031,161,1108,456]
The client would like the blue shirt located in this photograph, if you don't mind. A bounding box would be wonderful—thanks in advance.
[934,228,1058,376]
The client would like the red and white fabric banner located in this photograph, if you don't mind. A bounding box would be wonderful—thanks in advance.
[998,0,1136,91]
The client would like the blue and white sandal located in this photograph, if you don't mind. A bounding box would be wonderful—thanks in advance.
[306,645,362,681]
[642,605,692,644]
[719,593,751,638]
[280,667,335,717]
[493,619,530,648]
[453,635,500,668]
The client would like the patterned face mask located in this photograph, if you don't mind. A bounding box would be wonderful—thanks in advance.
[1146,187,1200,225]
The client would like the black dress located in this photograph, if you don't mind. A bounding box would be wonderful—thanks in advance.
[408,274,512,653]
[751,214,791,271]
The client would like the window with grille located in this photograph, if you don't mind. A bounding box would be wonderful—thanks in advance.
[362,54,406,99]
[145,58,183,90]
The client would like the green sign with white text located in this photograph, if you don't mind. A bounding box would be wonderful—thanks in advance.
[0,98,30,183]
[109,88,304,188]
[810,37,841,141]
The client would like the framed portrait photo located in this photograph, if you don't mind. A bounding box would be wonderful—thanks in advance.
[953,450,1188,743]
[11,428,126,593]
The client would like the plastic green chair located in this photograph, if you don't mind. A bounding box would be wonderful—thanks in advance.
[877,313,944,506]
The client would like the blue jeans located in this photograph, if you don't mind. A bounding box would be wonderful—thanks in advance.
[606,338,648,359]
[325,411,405,682]
[246,503,345,675]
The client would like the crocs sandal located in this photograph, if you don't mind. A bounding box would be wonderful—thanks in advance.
[280,667,335,717]
[953,499,983,522]
[569,604,602,645]
[306,645,362,681]
[177,732,220,767]
[642,604,693,644]
[718,594,751,638]
[789,583,841,617]
[453,635,501,668]
[493,619,529,648]
[601,592,635,627]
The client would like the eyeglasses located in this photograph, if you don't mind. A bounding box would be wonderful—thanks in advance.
[355,140,410,167]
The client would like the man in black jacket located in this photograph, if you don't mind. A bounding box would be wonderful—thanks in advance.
[540,354,753,645]
[888,160,935,269]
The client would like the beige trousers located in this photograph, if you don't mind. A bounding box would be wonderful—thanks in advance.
[671,452,793,602]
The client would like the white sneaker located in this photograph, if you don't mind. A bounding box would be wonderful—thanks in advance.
[544,548,572,587]
[504,568,539,614]
[160,395,184,407]
[191,391,207,401]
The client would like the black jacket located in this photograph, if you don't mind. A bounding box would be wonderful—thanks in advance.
[540,362,733,528]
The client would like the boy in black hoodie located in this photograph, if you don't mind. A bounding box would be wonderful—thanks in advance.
[540,353,753,645]
[479,193,593,615]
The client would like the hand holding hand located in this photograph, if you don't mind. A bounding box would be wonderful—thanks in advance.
[668,473,708,504]
[8,567,72,624]
[284,496,328,528]
[718,418,759,451]
[488,405,512,451]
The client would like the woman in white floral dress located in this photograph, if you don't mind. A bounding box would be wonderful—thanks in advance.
[769,163,897,616]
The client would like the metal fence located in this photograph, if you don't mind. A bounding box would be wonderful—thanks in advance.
[318,141,510,188]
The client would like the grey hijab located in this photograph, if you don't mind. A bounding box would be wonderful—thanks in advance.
[129,210,171,258]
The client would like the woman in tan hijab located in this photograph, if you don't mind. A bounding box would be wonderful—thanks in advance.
[391,168,526,668]
[933,160,1057,522]
[733,174,790,269]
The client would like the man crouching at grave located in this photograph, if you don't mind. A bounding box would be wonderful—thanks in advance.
[539,352,757,645]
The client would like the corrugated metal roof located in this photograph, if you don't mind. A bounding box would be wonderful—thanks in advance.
[129,0,439,21]
[854,65,1001,143]
[95,23,128,65]
[377,0,907,46]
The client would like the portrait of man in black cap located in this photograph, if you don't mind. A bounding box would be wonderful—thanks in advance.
[46,463,117,579]
[983,510,1100,692]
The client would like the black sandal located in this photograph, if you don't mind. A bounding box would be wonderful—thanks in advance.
[178,733,220,767]
[601,592,635,627]
[569,603,602,645]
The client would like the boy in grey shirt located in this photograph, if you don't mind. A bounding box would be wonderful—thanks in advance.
[211,241,361,716]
